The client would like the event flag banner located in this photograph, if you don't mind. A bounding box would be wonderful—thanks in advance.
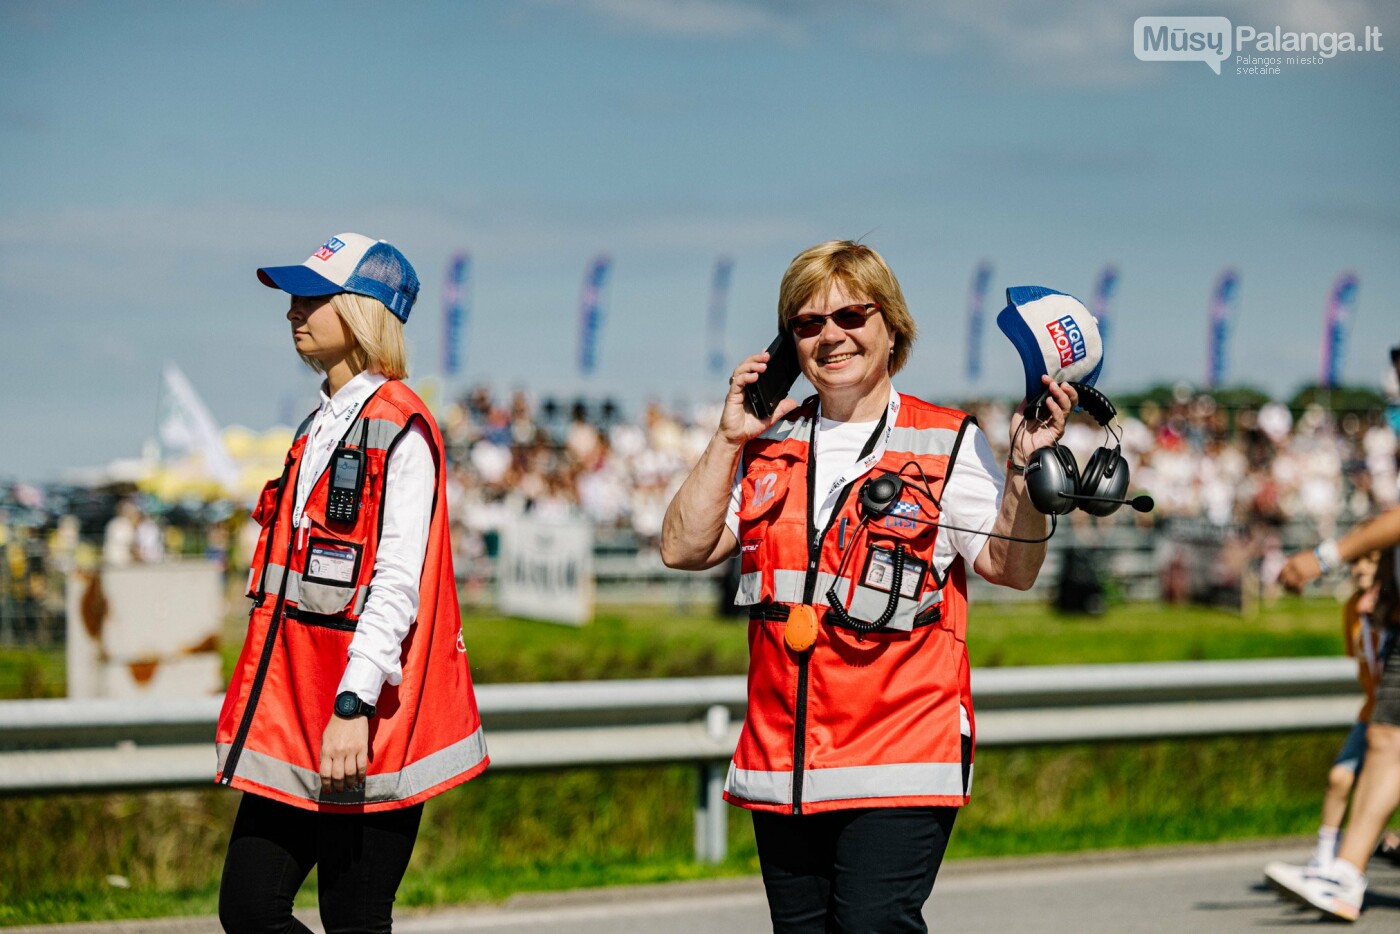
[578,255,612,376]
[708,256,734,375]
[1320,272,1360,388]
[498,516,594,626]
[966,261,993,382]
[1092,265,1118,356]
[442,252,469,378]
[1206,268,1239,388]
[158,362,239,490]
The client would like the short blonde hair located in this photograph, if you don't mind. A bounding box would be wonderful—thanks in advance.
[299,292,408,379]
[778,241,917,376]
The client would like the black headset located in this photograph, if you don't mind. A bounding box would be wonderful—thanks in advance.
[1019,382,1152,517]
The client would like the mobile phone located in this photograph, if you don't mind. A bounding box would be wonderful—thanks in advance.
[744,332,801,420]
[325,446,364,524]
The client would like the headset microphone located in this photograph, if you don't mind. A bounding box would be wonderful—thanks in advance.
[1057,492,1155,513]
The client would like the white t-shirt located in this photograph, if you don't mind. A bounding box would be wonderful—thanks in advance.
[726,408,1005,580]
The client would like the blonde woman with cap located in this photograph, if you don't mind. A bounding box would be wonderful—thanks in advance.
[662,241,1076,932]
[216,234,487,933]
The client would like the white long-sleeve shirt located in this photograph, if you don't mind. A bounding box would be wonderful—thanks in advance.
[293,371,434,706]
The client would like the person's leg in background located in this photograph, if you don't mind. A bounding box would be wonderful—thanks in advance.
[1271,643,1400,920]
[1335,722,1400,873]
[1314,721,1368,867]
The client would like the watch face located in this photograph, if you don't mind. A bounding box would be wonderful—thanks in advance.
[335,692,360,717]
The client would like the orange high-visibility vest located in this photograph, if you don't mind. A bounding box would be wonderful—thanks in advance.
[216,379,487,812]
[726,392,977,815]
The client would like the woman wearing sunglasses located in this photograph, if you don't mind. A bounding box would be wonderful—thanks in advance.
[662,240,1074,932]
[216,233,488,933]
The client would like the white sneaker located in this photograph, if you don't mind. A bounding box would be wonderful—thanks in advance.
[1264,861,1311,904]
[1264,860,1364,922]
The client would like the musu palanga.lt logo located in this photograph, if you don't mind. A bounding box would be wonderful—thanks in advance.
[1134,15,1383,75]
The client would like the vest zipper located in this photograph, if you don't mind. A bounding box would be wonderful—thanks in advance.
[220,455,302,785]
[791,408,887,815]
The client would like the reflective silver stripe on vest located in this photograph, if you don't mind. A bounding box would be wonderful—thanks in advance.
[726,761,792,805]
[736,572,763,606]
[361,418,403,453]
[885,426,960,458]
[847,585,917,630]
[216,725,488,805]
[262,564,370,616]
[739,569,940,627]
[757,415,813,443]
[726,761,971,805]
[737,569,847,608]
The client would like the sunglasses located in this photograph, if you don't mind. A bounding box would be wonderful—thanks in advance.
[787,303,880,339]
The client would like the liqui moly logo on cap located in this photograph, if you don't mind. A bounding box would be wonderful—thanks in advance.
[1046,314,1087,367]
[314,237,347,261]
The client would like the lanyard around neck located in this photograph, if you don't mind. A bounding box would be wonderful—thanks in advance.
[813,389,900,504]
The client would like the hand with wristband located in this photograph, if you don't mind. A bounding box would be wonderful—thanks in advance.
[1278,513,1400,593]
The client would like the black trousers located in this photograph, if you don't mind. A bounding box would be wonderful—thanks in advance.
[752,806,958,934]
[218,792,423,934]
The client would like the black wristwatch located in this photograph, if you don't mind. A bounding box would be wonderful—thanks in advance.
[334,691,376,720]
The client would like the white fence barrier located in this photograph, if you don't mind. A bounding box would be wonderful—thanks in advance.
[0,658,1363,862]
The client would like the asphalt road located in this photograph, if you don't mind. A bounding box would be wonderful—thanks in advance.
[12,840,1400,933]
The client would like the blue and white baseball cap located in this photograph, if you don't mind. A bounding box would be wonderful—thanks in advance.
[257,233,420,323]
[996,286,1104,401]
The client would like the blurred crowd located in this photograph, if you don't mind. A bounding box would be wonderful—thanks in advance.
[4,373,1400,643]
[440,383,1400,559]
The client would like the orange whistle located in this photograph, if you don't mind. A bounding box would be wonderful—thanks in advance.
[784,604,819,653]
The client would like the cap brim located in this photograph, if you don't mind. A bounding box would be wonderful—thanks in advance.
[256,265,343,296]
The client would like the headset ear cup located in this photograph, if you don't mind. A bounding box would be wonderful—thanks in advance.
[1079,446,1109,496]
[1025,446,1077,515]
[1078,447,1130,516]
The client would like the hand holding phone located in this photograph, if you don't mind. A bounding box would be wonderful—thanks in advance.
[743,333,800,420]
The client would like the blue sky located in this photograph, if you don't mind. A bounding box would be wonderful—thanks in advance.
[3,0,1397,481]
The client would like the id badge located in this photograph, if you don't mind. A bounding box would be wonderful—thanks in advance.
[306,541,358,584]
[860,546,925,600]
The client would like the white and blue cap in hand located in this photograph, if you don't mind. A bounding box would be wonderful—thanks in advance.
[996,286,1103,401]
[257,233,420,323]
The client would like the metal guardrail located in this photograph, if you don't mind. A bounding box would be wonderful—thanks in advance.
[0,658,1364,862]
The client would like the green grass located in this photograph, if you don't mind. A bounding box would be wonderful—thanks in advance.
[458,596,1347,679]
[0,646,65,699]
[965,598,1344,668]
[22,596,1347,700]
[0,595,1354,925]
